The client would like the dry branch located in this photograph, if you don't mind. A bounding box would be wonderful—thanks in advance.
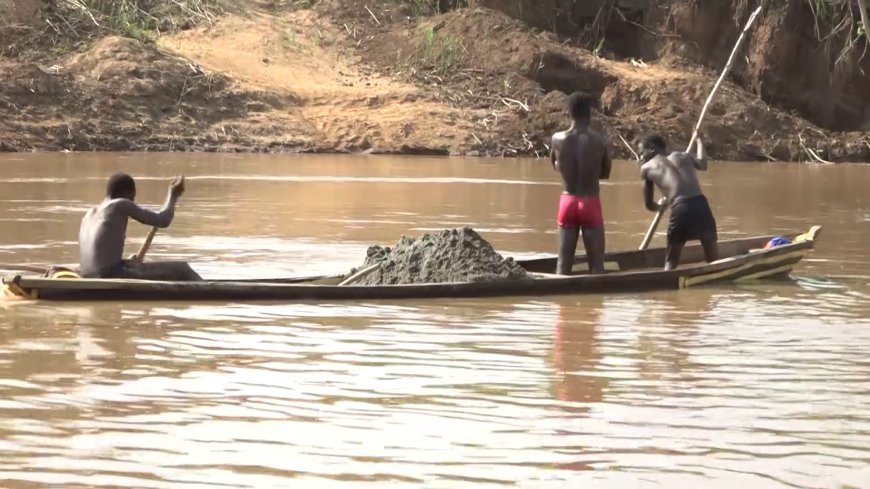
[858,0,870,45]
[799,134,834,164]
[364,5,381,25]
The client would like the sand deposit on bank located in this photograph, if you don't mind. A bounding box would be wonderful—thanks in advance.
[350,228,528,286]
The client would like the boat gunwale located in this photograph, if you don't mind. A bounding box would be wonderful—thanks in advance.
[4,229,819,297]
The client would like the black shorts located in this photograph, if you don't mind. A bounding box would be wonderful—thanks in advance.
[668,195,717,244]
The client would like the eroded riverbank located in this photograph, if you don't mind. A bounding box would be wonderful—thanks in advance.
[1,0,869,161]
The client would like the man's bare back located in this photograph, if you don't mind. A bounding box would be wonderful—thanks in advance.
[79,173,200,281]
[639,151,705,205]
[638,134,717,270]
[551,128,611,196]
[549,92,611,275]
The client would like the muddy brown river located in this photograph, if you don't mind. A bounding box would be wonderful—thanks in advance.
[0,153,868,488]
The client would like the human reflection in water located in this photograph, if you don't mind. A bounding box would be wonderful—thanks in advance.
[550,297,607,406]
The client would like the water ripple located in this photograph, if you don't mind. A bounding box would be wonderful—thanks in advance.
[1,156,869,488]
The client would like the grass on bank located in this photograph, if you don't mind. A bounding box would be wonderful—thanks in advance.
[418,24,465,73]
[52,0,225,42]
[806,0,869,65]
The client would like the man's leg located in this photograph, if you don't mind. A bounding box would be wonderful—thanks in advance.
[581,226,606,274]
[665,240,685,271]
[557,227,580,275]
[127,261,202,281]
[700,233,718,263]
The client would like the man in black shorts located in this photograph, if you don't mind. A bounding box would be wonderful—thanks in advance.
[638,133,717,270]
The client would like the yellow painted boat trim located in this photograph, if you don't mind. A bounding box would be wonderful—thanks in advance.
[733,263,796,283]
[681,249,806,288]
[2,282,37,300]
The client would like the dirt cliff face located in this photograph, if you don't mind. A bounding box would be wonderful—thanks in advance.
[0,0,868,161]
[338,2,867,161]
[475,0,870,132]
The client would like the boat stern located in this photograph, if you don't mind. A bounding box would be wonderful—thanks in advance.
[679,224,822,288]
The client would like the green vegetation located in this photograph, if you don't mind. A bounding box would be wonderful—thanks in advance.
[502,74,514,91]
[418,24,465,73]
[404,0,469,17]
[811,0,831,20]
[313,29,331,47]
[592,38,605,58]
[266,0,319,10]
[54,0,225,41]
[282,28,298,48]
[805,0,869,62]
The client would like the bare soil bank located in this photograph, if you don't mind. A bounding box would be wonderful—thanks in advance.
[1,0,868,161]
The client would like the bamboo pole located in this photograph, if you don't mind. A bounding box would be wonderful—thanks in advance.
[639,5,763,251]
[685,6,763,153]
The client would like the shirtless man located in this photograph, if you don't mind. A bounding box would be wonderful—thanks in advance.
[639,133,717,270]
[78,172,201,281]
[550,92,611,275]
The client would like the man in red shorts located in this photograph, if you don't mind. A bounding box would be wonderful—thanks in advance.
[549,92,611,275]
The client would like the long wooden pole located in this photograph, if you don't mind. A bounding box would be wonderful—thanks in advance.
[639,5,763,251]
[685,6,763,153]
[638,205,665,251]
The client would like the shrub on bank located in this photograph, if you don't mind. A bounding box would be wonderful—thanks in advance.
[51,0,224,41]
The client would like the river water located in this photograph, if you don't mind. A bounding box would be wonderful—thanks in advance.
[0,153,868,489]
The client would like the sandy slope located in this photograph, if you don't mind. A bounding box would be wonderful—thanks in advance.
[160,9,478,154]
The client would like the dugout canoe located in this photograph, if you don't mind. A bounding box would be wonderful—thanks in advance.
[1,226,821,302]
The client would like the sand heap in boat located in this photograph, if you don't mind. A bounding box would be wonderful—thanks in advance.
[352,228,528,286]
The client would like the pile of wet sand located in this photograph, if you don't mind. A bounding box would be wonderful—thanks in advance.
[351,228,528,286]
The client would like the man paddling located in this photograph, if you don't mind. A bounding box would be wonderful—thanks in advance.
[78,172,201,281]
[550,91,611,275]
[639,133,718,270]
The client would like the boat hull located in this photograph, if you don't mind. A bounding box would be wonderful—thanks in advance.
[2,227,821,302]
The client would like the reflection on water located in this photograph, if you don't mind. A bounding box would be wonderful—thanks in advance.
[0,153,868,488]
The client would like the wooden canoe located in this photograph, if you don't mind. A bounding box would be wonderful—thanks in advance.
[1,226,821,302]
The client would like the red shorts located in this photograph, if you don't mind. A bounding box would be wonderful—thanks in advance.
[557,193,604,228]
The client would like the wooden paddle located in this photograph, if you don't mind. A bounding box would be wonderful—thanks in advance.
[0,263,56,274]
[638,5,763,251]
[134,226,159,262]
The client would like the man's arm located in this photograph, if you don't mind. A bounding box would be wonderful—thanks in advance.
[116,190,178,229]
[641,166,660,212]
[643,178,660,212]
[600,146,612,180]
[691,137,708,171]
